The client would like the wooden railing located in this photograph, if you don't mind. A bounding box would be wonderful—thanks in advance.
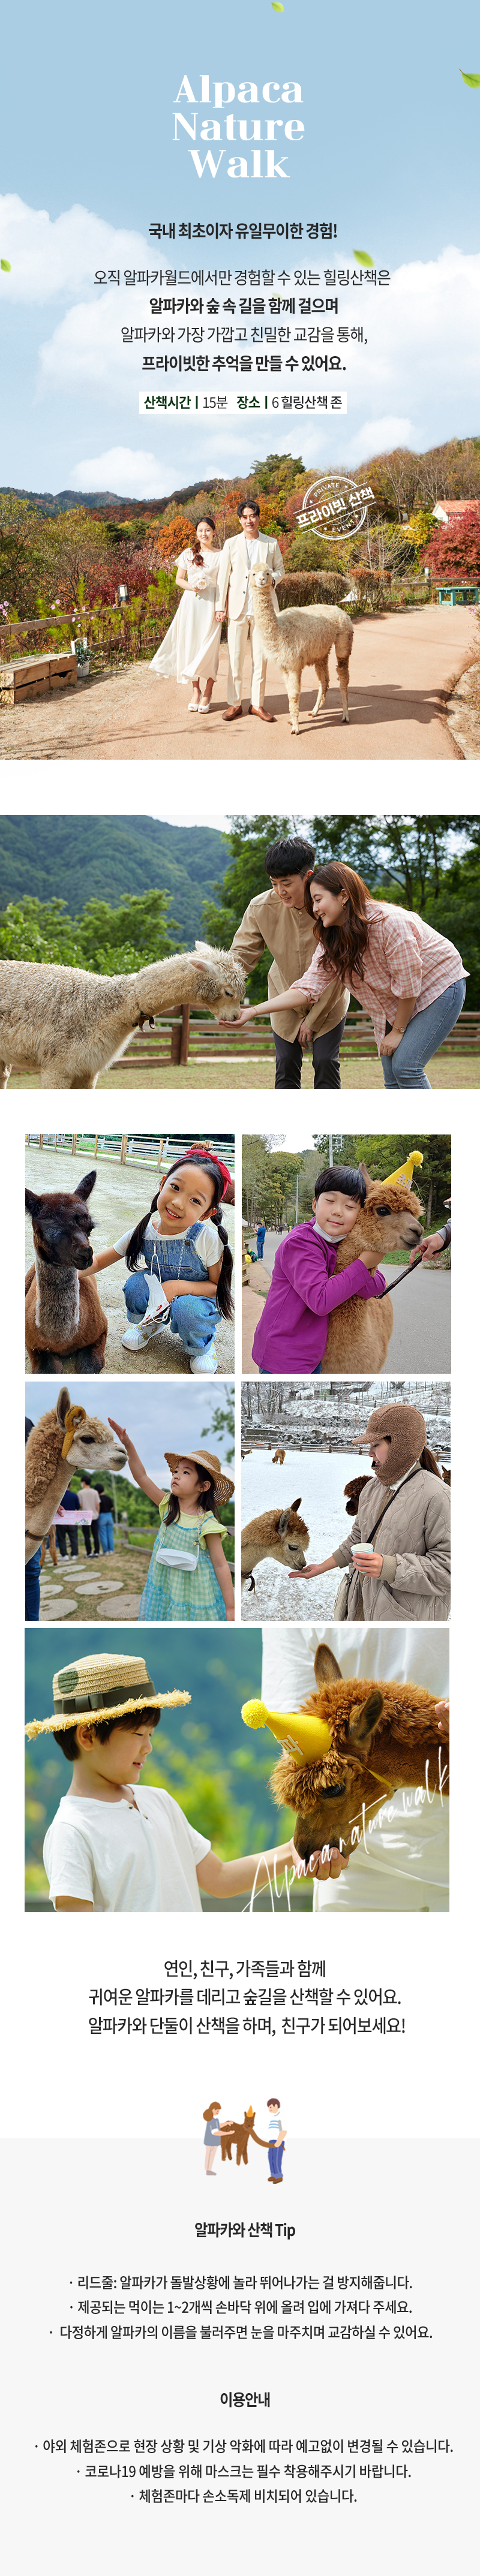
[123,1007,479,1069]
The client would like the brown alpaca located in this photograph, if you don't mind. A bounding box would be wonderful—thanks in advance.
[344,1472,373,1516]
[270,1643,448,1865]
[220,2109,268,2166]
[241,1498,309,1593]
[324,1166,424,1374]
[25,1170,109,1374]
[25,1386,127,1563]
[272,1446,286,1464]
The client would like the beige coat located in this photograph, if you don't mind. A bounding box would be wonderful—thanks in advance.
[216,531,284,622]
[230,887,348,1041]
[333,1464,450,1621]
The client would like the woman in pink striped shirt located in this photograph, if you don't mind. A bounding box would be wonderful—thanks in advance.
[238,860,466,1090]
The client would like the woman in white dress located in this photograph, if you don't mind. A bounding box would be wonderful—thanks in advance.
[149,515,222,711]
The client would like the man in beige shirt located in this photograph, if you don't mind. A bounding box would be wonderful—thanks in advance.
[230,835,348,1088]
[215,499,284,722]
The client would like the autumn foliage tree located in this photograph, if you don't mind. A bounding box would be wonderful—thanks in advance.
[155,511,196,561]
[424,508,480,584]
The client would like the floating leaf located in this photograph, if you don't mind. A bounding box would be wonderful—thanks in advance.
[353,247,374,267]
[460,69,480,86]
[272,5,284,12]
[1,259,11,273]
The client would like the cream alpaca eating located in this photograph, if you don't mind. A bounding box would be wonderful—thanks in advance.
[0,943,245,1090]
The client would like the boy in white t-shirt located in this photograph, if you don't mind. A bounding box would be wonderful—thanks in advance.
[27,1652,296,1915]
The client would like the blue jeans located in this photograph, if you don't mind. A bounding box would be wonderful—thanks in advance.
[268,2143,284,2178]
[25,1547,41,1622]
[124,1274,217,1352]
[381,978,466,1089]
[97,1513,114,1552]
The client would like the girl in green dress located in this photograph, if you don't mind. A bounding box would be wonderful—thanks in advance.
[108,1421,235,1622]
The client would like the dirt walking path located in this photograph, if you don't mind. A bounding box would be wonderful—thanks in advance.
[1,606,473,760]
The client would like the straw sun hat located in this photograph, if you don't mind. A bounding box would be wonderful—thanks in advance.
[164,1448,234,1506]
[25,1651,191,1739]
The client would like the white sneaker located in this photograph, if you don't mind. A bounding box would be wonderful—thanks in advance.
[189,1343,218,1374]
[121,1316,169,1350]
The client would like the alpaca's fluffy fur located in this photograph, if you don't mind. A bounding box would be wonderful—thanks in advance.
[241,1498,309,1591]
[269,1647,448,1862]
[250,563,354,733]
[25,1389,125,1560]
[0,942,245,1089]
[325,1173,424,1374]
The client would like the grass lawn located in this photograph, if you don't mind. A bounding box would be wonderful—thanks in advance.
[12,1055,479,1091]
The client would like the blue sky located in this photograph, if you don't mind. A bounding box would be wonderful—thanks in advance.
[25,1378,233,1477]
[2,1,480,495]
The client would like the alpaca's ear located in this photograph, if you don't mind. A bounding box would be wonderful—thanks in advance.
[314,1644,342,1688]
[359,1160,374,1190]
[194,941,212,960]
[347,1690,384,1746]
[277,1507,292,1535]
[25,1188,40,1218]
[56,1388,71,1425]
[76,1169,97,1200]
[290,1497,302,1515]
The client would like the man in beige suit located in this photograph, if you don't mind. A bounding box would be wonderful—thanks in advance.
[215,499,284,723]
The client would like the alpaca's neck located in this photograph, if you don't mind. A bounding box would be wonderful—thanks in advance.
[251,589,277,639]
[34,1250,80,1343]
[25,1436,74,1530]
[334,1229,377,1273]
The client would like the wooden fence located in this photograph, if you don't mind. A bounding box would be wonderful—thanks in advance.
[122,1006,480,1070]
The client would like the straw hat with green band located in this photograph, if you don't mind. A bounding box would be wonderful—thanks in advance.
[25,1651,191,1738]
[164,1448,234,1506]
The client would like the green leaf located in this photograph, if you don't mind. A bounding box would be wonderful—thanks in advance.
[460,69,480,86]
[272,5,284,12]
[353,247,374,266]
[1,259,11,272]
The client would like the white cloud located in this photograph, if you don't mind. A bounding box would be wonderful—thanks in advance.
[342,416,415,464]
[70,447,164,498]
[0,192,149,303]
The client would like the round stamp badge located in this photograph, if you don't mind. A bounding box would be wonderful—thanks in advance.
[295,473,375,541]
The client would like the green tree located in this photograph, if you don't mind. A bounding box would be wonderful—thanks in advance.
[313,1133,451,1225]
[0,887,181,974]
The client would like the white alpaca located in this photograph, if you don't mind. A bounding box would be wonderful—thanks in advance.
[250,564,353,734]
[0,941,245,1089]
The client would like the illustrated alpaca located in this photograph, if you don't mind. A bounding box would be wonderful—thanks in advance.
[220,2109,268,2166]
[323,1163,424,1374]
[25,1386,127,1562]
[241,1498,309,1594]
[250,562,354,734]
[0,943,245,1089]
[242,1642,449,1866]
[25,1170,109,1374]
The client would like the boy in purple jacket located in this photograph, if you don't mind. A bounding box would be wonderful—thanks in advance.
[251,1166,385,1376]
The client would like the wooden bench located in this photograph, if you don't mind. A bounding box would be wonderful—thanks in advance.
[0,651,77,707]
[124,1006,480,1069]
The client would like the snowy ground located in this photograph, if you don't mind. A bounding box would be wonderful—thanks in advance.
[241,1449,371,1623]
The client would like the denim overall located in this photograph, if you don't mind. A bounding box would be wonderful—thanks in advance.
[123,1224,218,1355]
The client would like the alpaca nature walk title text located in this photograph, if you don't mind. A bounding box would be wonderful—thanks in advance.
[174,71,305,180]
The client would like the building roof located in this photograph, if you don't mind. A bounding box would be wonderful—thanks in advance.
[433,498,480,522]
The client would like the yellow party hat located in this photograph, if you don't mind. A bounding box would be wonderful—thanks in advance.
[382,1151,423,1188]
[241,1696,332,1765]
